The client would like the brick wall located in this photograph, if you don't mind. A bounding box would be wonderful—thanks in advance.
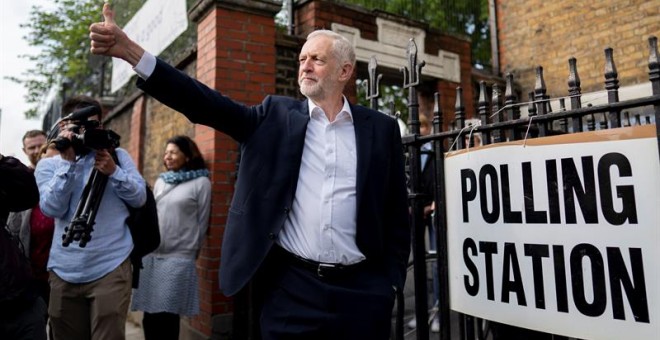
[496,0,660,97]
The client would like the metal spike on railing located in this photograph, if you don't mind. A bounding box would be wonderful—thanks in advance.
[401,39,425,136]
[559,98,568,133]
[365,55,383,110]
[649,36,659,95]
[433,92,443,134]
[505,73,520,140]
[534,66,548,115]
[455,87,465,149]
[401,39,426,89]
[568,57,582,132]
[604,47,621,127]
[478,81,491,145]
[534,66,548,136]
[492,84,505,142]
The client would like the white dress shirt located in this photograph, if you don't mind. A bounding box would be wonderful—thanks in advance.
[278,99,364,265]
[133,51,364,264]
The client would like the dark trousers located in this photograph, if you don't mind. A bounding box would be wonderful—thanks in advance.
[257,250,395,340]
[143,312,180,340]
[0,296,47,340]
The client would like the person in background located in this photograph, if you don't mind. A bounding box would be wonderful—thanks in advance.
[131,135,211,340]
[6,139,59,337]
[22,130,48,169]
[0,153,46,340]
[35,95,146,340]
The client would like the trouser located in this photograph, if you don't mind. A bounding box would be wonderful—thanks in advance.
[48,258,132,340]
[0,296,47,340]
[142,312,180,340]
[259,248,396,340]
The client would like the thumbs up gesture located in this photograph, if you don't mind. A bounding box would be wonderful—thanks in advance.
[89,2,145,66]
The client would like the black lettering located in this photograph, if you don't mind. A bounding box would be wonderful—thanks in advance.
[461,169,477,222]
[501,243,527,306]
[479,241,498,301]
[524,244,550,309]
[553,245,569,312]
[570,244,607,317]
[598,153,638,225]
[546,160,561,224]
[562,157,598,224]
[522,162,547,223]
[607,247,649,323]
[500,164,522,223]
[463,238,480,296]
[479,165,500,223]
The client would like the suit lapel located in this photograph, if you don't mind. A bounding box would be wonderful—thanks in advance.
[288,100,310,144]
[287,100,310,191]
[352,105,373,208]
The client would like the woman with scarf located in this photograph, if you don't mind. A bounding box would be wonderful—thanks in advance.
[131,135,211,340]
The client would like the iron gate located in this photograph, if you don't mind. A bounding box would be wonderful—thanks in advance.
[361,36,660,340]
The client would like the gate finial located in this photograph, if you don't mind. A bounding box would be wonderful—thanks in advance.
[604,47,621,127]
[364,55,383,110]
[648,36,659,95]
[401,39,426,89]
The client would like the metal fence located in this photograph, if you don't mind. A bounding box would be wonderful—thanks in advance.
[362,36,660,340]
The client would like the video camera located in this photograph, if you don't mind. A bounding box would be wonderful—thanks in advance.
[52,106,121,154]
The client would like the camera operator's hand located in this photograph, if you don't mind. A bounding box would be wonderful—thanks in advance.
[58,125,77,162]
[94,149,117,175]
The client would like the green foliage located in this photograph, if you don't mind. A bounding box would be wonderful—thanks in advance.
[11,0,197,118]
[8,0,101,118]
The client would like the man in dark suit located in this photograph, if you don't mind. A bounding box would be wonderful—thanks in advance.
[90,4,410,339]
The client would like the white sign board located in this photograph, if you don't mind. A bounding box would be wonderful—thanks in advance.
[445,125,659,339]
[111,0,188,93]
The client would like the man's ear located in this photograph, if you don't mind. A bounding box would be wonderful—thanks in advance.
[338,62,354,82]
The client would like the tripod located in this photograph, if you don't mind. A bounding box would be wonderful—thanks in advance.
[61,151,118,247]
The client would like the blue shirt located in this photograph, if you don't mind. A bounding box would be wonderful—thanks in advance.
[35,148,146,283]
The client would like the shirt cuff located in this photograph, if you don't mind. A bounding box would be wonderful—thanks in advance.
[133,51,156,80]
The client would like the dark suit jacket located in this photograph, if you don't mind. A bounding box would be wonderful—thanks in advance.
[138,59,410,296]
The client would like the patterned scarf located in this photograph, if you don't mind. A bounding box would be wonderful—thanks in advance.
[159,168,210,184]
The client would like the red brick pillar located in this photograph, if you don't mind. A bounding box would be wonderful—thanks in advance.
[128,96,145,170]
[189,0,281,337]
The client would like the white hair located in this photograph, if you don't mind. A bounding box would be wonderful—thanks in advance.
[306,29,356,67]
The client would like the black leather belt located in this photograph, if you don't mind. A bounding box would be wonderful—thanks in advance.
[273,246,367,279]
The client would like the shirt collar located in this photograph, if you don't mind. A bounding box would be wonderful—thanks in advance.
[307,96,354,122]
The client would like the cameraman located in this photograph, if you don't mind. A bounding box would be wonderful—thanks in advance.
[35,95,146,340]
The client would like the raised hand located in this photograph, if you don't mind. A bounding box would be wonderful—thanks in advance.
[89,3,145,66]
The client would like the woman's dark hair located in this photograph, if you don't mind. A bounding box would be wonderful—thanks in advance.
[166,135,207,170]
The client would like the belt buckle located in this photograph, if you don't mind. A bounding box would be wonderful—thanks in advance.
[317,263,336,277]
